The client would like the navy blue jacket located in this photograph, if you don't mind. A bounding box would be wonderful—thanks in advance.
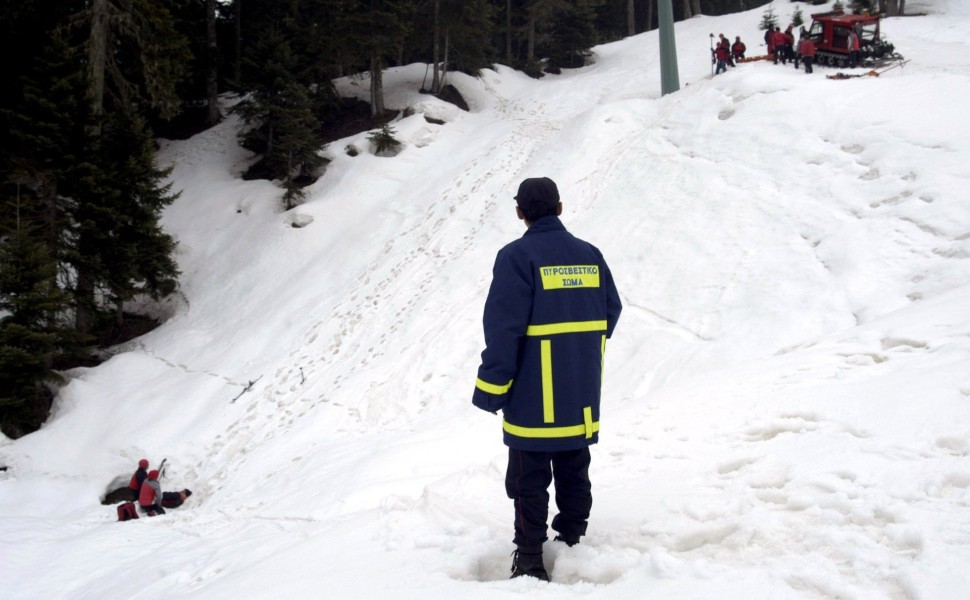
[473,216,621,451]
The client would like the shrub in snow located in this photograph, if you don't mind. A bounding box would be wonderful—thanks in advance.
[368,125,402,157]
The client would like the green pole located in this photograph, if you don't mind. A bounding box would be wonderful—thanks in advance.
[658,0,680,95]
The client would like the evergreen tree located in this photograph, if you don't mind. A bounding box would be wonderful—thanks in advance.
[4,2,187,338]
[439,0,497,78]
[0,222,72,437]
[344,0,416,116]
[543,0,600,71]
[69,0,191,334]
[759,3,778,31]
[235,25,325,207]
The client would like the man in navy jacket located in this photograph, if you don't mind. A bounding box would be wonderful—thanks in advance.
[473,177,622,580]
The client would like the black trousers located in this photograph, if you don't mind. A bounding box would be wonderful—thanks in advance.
[505,447,592,553]
[140,503,165,516]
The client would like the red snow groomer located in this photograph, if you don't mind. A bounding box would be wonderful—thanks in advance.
[808,10,900,68]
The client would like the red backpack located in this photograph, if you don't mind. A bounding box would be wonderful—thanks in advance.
[117,502,139,521]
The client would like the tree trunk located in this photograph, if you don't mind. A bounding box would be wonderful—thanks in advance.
[627,0,635,36]
[88,0,108,133]
[75,269,96,335]
[691,0,701,18]
[506,0,512,63]
[432,0,441,93]
[442,28,450,88]
[206,0,220,126]
[886,0,900,16]
[682,0,691,19]
[527,16,535,63]
[646,0,655,31]
[370,55,384,117]
[234,0,242,86]
[899,0,906,15]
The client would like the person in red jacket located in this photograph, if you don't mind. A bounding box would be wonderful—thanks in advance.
[127,459,149,501]
[718,34,735,67]
[798,36,817,74]
[138,469,165,516]
[772,27,788,65]
[784,25,796,63]
[847,29,861,68]
[732,36,746,61]
[714,40,730,75]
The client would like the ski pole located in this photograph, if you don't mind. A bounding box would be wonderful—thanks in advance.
[709,33,715,76]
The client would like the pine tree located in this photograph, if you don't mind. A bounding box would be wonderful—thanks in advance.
[543,0,599,71]
[344,0,415,116]
[759,3,778,31]
[235,25,324,207]
[439,0,496,78]
[0,222,72,437]
[68,0,191,335]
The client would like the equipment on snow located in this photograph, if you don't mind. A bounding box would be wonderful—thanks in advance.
[736,54,771,63]
[806,10,902,68]
[826,59,910,80]
[117,502,139,521]
[709,33,715,77]
[230,375,263,403]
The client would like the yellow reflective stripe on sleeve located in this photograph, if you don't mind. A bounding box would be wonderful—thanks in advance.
[541,340,554,423]
[583,406,594,439]
[476,377,513,395]
[526,320,608,337]
[503,420,601,439]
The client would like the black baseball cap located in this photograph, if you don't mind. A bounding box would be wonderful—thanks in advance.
[514,177,560,213]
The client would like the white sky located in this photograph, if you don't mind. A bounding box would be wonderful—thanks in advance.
[2,2,969,598]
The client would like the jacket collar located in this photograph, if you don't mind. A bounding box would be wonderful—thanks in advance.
[524,215,565,237]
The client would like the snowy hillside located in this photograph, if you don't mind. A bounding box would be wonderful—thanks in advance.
[2,2,969,598]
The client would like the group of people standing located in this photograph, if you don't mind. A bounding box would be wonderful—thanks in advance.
[766,24,817,74]
[713,33,747,75]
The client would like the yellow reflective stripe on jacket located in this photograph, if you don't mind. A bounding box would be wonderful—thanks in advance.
[526,320,608,337]
[503,415,599,439]
[476,377,513,395]
[541,340,554,423]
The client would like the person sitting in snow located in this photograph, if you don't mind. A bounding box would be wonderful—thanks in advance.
[127,458,150,501]
[161,489,193,509]
[138,469,165,516]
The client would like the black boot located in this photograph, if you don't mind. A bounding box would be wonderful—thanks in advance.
[554,534,580,547]
[510,550,549,581]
